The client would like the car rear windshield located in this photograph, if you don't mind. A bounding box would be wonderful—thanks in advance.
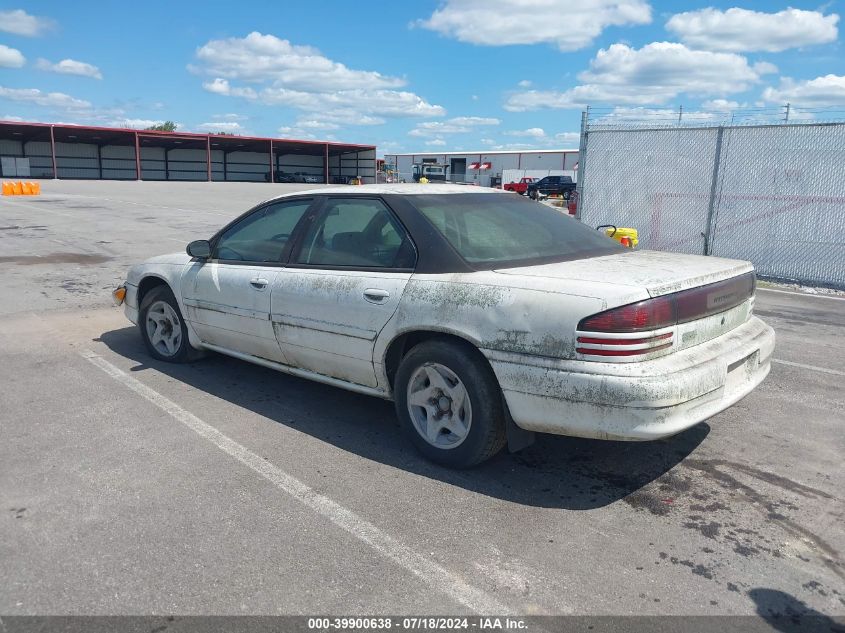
[409,193,624,268]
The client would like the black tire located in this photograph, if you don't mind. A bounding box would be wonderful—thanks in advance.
[394,339,507,468]
[139,285,204,363]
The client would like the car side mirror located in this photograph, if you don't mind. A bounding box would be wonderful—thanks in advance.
[187,240,212,259]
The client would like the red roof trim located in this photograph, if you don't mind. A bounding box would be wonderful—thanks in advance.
[0,119,375,150]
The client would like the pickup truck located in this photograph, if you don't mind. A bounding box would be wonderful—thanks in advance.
[527,175,576,200]
[503,177,535,194]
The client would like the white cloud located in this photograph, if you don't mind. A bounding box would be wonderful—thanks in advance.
[0,85,91,110]
[554,131,580,145]
[425,139,447,146]
[592,106,721,123]
[409,116,499,137]
[194,31,404,91]
[517,80,532,88]
[0,84,180,130]
[486,142,541,150]
[762,74,845,107]
[753,61,779,76]
[0,44,25,68]
[504,127,546,138]
[113,119,182,130]
[257,87,444,119]
[418,0,651,51]
[202,78,257,99]
[0,9,54,36]
[701,99,740,110]
[666,8,838,53]
[277,125,336,141]
[505,42,768,110]
[195,121,243,132]
[193,32,443,124]
[449,116,500,126]
[212,112,248,121]
[481,130,581,150]
[36,58,103,79]
[295,119,341,130]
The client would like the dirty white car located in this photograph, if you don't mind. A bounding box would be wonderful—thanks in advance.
[115,185,775,467]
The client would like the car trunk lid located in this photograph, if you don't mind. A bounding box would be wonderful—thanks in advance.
[495,250,756,361]
[494,250,753,298]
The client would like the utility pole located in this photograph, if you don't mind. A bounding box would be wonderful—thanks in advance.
[575,107,589,220]
[678,105,683,124]
[784,102,791,123]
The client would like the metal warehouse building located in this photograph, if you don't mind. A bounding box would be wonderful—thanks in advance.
[0,120,376,184]
[384,149,579,187]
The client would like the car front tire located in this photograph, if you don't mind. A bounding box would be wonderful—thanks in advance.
[139,285,204,363]
[394,339,506,468]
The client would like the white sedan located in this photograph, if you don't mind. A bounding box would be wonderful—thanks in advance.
[115,185,775,467]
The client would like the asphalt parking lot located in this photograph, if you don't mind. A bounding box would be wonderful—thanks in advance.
[1,181,843,619]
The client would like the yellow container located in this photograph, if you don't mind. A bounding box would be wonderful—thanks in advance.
[605,226,639,248]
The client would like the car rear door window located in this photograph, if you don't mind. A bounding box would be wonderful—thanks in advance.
[295,198,415,268]
[215,199,312,262]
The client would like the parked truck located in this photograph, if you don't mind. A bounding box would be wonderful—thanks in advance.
[503,177,536,194]
[412,163,449,183]
[527,175,576,200]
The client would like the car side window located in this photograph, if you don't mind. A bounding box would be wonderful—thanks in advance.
[215,199,312,263]
[296,198,415,268]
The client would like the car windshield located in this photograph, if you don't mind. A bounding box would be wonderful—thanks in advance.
[410,193,624,268]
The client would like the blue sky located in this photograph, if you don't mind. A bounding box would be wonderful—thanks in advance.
[1,1,843,155]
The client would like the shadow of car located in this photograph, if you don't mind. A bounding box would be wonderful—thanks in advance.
[96,325,710,510]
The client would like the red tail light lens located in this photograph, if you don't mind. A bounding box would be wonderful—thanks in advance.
[578,295,675,333]
[578,272,755,334]
[576,272,755,359]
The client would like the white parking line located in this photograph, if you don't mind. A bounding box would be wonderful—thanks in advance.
[80,349,515,615]
[758,287,845,301]
[772,358,845,377]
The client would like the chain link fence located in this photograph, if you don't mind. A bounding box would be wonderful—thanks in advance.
[576,117,845,288]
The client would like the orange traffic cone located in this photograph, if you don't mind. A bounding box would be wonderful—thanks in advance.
[30,182,40,195]
[21,182,32,195]
[12,181,23,195]
[1,182,13,196]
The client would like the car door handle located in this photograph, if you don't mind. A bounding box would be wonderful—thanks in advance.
[250,278,269,290]
[363,288,390,303]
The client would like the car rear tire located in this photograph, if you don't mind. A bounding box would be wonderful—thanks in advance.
[139,285,204,363]
[394,339,506,468]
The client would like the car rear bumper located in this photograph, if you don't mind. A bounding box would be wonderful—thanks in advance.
[485,316,775,441]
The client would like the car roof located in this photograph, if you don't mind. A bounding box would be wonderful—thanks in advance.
[265,183,509,202]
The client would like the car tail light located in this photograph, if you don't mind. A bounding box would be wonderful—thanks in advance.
[579,295,675,333]
[576,272,755,359]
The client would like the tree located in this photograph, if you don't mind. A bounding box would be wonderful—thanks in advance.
[145,121,178,132]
